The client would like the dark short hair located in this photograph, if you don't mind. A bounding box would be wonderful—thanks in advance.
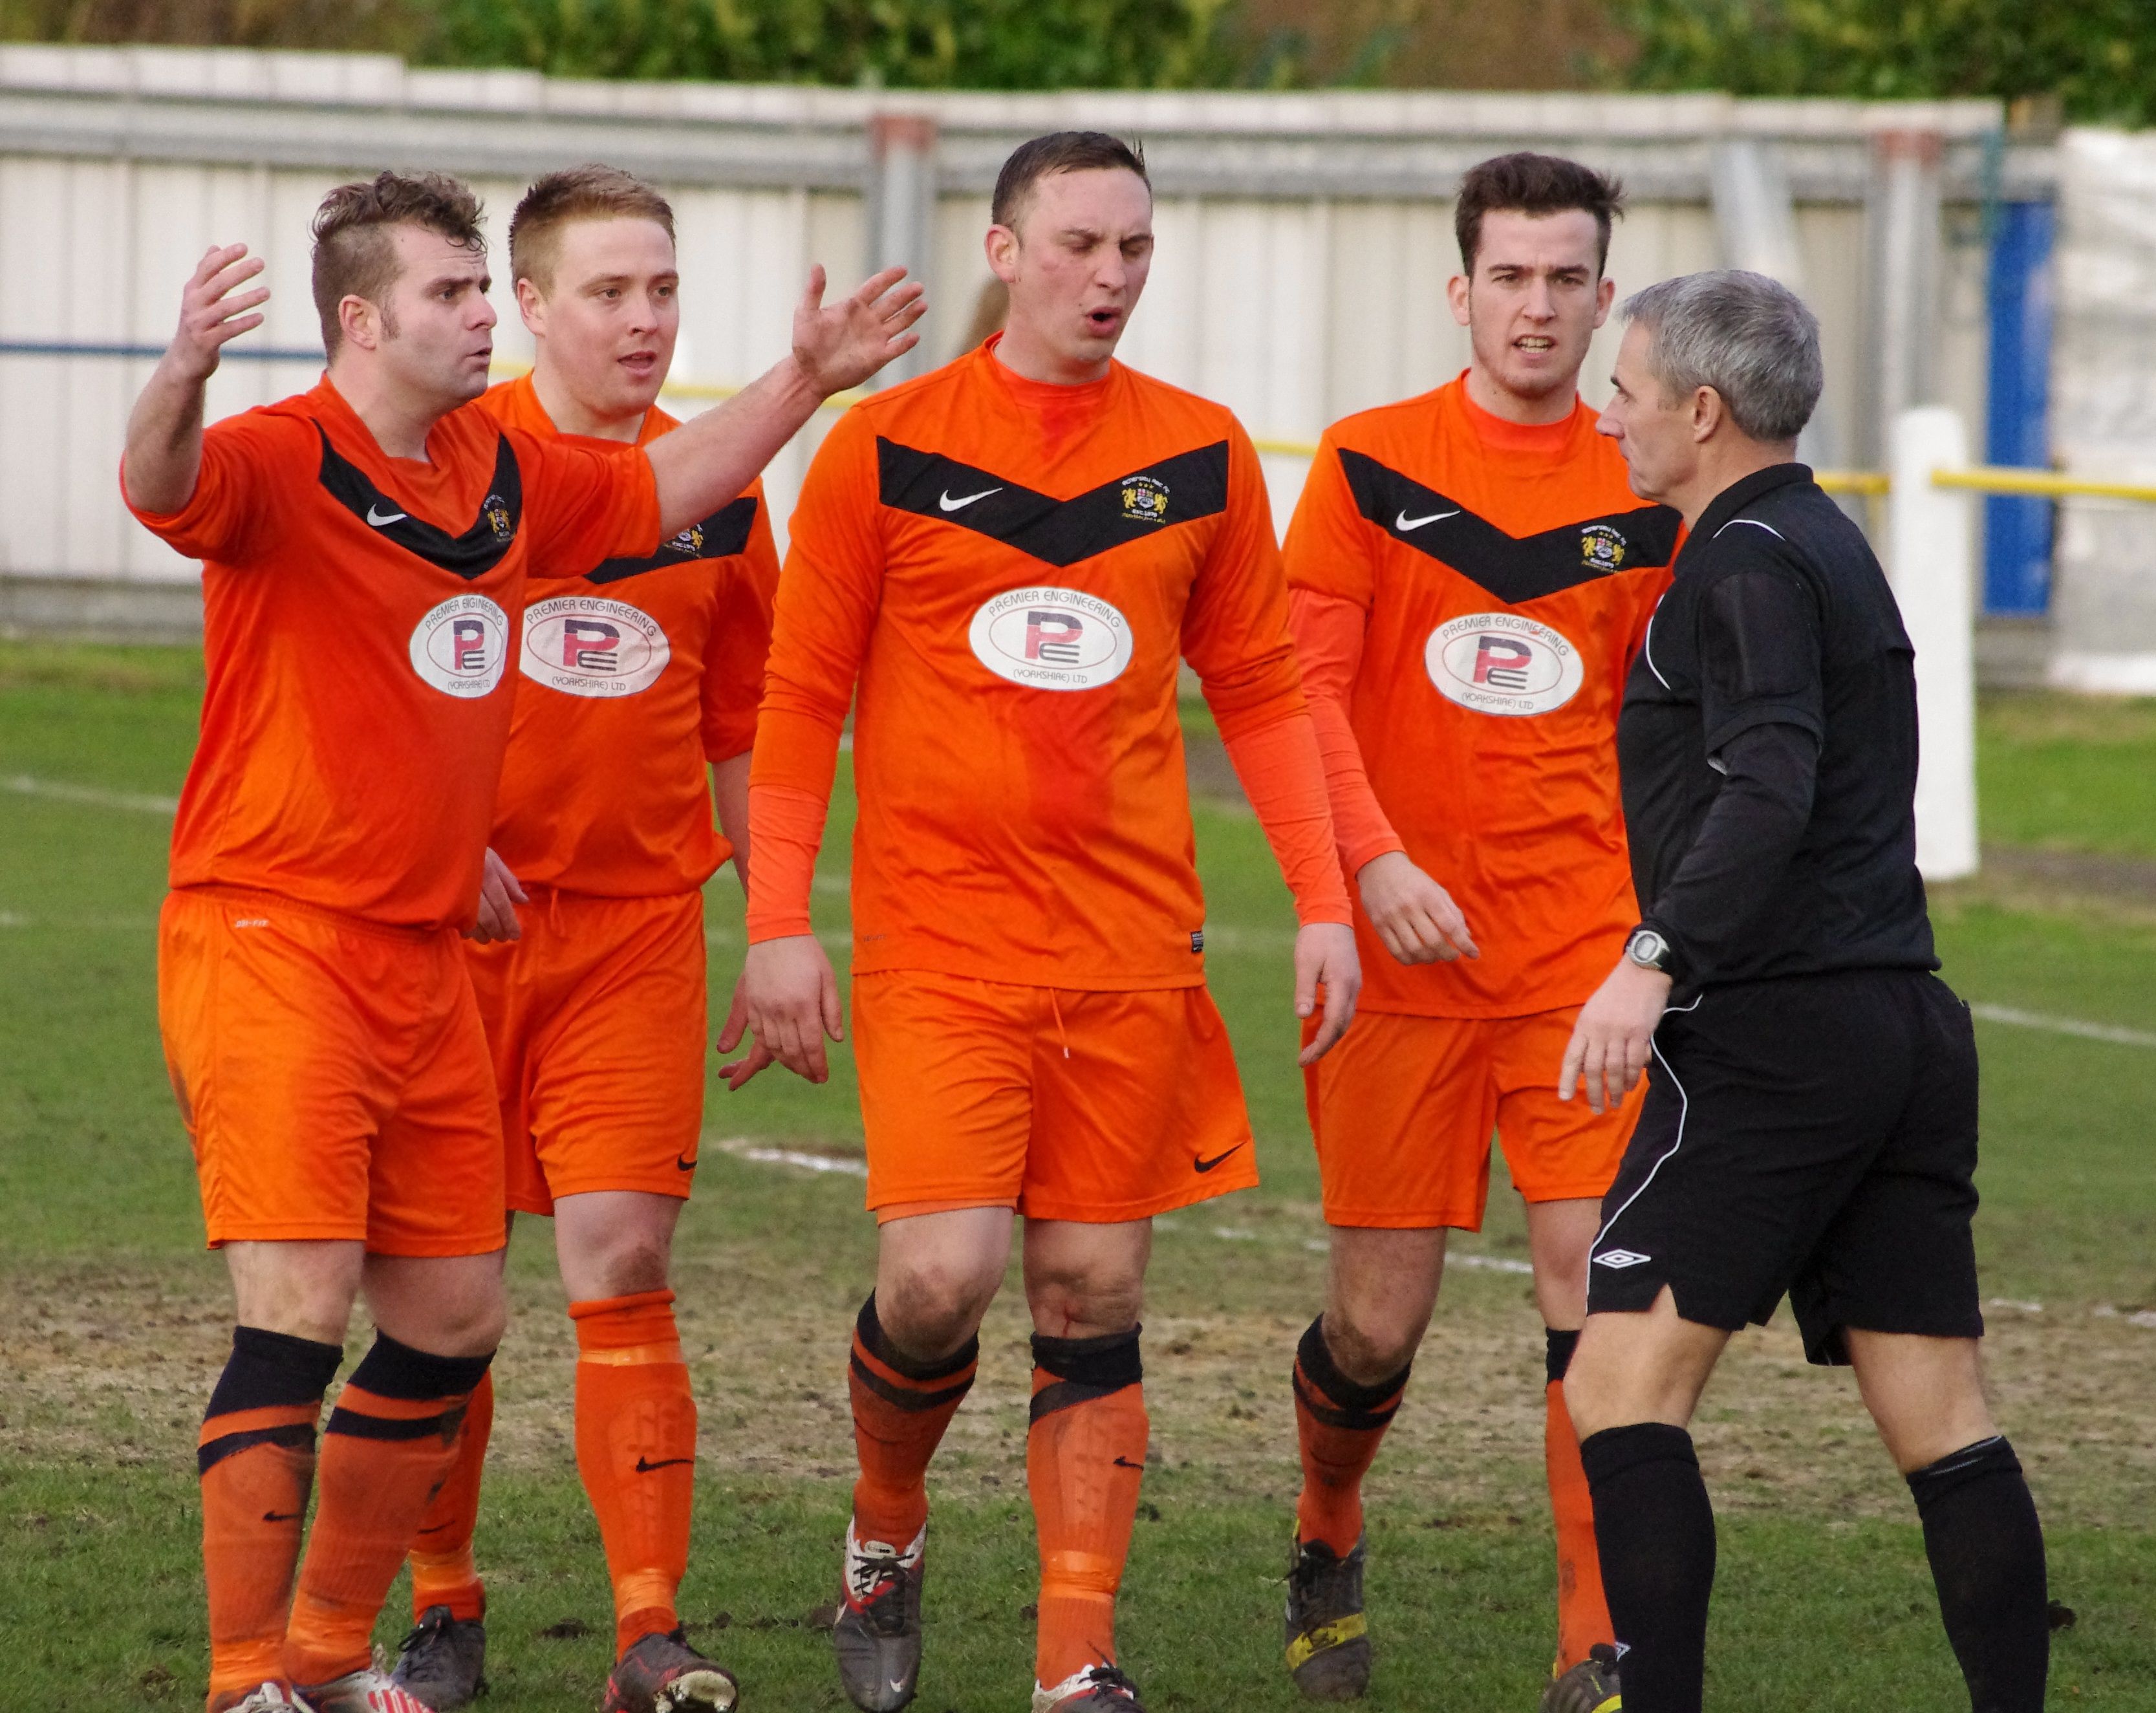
[312,171,486,356]
[991,131,1149,230]
[1455,152,1625,277]
[509,164,676,295]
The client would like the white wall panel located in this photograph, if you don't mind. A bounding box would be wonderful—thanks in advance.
[0,69,1997,583]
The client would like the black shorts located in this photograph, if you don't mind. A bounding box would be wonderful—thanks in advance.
[1585,968,1982,1365]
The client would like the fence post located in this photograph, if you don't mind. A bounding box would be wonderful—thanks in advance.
[866,112,938,388]
[1889,407,1980,879]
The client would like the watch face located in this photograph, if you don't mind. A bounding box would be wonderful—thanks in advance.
[1629,930,1668,969]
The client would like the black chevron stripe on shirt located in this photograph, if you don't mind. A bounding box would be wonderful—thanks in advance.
[876,438,1229,568]
[314,425,523,581]
[1337,447,1681,605]
[587,495,759,585]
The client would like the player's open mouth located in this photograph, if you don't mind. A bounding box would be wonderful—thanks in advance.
[1086,308,1122,332]
[1516,337,1555,352]
[620,351,657,374]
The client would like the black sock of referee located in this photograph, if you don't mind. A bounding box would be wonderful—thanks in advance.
[1579,1422,1714,1713]
[1907,1436,2049,1712]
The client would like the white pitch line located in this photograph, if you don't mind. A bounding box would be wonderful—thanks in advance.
[5,774,178,815]
[1969,1002,2156,1050]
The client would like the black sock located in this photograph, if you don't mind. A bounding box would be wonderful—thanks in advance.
[1545,1326,1580,1386]
[1907,1437,2049,1712]
[1579,1423,1714,1713]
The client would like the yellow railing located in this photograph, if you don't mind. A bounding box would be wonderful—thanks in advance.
[494,370,2156,506]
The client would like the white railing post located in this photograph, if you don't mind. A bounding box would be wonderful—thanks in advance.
[1888,407,1980,879]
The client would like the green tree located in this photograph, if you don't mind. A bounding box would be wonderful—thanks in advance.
[1611,0,2156,125]
[415,0,1243,89]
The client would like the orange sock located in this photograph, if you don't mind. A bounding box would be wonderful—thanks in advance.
[1291,1316,1409,1556]
[570,1289,699,1657]
[847,1293,978,1547]
[1028,1328,1148,1689]
[1546,1330,1613,1669]
[408,1367,493,1622]
[283,1335,493,1690]
[198,1327,343,1709]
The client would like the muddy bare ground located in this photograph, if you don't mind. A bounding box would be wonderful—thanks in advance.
[5,1174,2150,1534]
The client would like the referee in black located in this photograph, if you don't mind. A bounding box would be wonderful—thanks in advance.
[1554,270,2049,1713]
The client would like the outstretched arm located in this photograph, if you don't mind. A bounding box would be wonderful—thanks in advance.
[645,265,925,537]
[122,244,268,517]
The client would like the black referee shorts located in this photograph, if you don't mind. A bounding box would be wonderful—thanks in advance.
[1584,968,1982,1365]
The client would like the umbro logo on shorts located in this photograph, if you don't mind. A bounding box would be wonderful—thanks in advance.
[1593,1248,1652,1269]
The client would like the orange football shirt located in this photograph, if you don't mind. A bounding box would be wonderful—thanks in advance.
[1284,375,1681,1017]
[749,338,1343,990]
[476,375,779,895]
[129,377,660,932]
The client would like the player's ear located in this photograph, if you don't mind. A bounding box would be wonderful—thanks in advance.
[1692,385,1724,442]
[1593,273,1616,328]
[985,223,1020,286]
[515,274,546,335]
[1446,273,1471,329]
[338,294,378,352]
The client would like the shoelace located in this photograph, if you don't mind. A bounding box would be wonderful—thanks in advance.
[1080,1665,1141,1703]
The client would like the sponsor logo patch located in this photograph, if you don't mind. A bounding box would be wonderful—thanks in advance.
[968,587,1135,691]
[1425,612,1585,717]
[409,592,510,698]
[1593,1249,1652,1269]
[521,596,670,698]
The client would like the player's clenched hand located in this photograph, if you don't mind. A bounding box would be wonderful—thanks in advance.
[1558,958,1672,1115]
[167,244,269,385]
[733,932,845,1084]
[1295,921,1361,1067]
[791,264,927,397]
[1356,850,1479,965]
[466,848,526,944]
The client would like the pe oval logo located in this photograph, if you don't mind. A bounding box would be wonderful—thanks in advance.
[1425,612,1584,716]
[409,593,510,699]
[521,596,671,698]
[968,587,1135,691]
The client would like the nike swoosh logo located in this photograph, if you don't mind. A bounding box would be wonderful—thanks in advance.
[635,1456,695,1473]
[890,1681,908,1696]
[1395,508,1460,531]
[366,504,408,526]
[263,1510,302,1522]
[938,487,1001,512]
[414,1522,451,1535]
[1113,1456,1144,1469]
[1193,1143,1245,1174]
[675,1153,697,1172]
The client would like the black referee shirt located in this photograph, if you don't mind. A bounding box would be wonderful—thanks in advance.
[1617,462,1937,997]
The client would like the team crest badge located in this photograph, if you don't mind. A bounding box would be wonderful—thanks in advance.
[664,523,705,556]
[481,493,516,544]
[1120,474,1170,524]
[1579,522,1628,572]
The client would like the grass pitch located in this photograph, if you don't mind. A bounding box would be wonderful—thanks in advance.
[4,649,2156,1709]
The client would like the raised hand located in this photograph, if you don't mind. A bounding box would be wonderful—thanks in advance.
[791,264,927,398]
[167,244,270,383]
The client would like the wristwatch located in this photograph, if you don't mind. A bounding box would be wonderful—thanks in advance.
[1624,927,1673,973]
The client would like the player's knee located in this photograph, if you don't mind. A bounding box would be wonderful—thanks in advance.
[1320,1304,1421,1388]
[877,1257,996,1362]
[1026,1267,1143,1342]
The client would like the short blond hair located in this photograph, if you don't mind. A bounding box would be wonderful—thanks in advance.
[508,165,676,296]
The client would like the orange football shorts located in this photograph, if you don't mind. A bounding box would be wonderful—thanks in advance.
[157,886,506,1256]
[463,887,707,1218]
[852,971,1260,1223]
[1302,1005,1644,1229]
